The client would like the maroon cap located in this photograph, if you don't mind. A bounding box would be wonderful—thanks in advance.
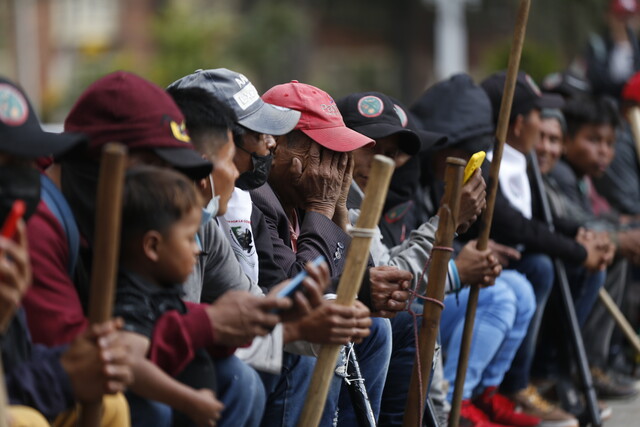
[262,80,373,152]
[65,71,212,180]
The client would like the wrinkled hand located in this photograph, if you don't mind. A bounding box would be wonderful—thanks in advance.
[369,266,412,317]
[456,169,486,234]
[291,296,372,345]
[332,153,354,230]
[186,388,224,427]
[273,259,331,323]
[292,142,349,219]
[487,239,521,267]
[617,229,640,265]
[0,220,31,329]
[205,291,291,347]
[61,318,134,403]
[455,240,502,287]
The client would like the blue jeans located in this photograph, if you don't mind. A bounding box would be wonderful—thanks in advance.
[260,318,392,427]
[126,392,172,427]
[566,266,606,327]
[126,356,263,427]
[260,352,311,427]
[216,355,266,427]
[501,253,554,394]
[441,270,535,400]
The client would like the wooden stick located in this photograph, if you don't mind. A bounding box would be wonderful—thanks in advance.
[297,155,395,427]
[403,158,465,427]
[626,107,640,167]
[78,143,128,427]
[449,1,532,425]
[599,288,640,355]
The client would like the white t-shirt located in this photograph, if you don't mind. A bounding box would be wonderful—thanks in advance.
[488,143,532,219]
[218,188,259,283]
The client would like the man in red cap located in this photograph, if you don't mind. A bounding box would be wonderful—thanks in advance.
[251,80,415,425]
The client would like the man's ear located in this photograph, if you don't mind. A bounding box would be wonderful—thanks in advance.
[142,230,163,262]
[512,114,525,139]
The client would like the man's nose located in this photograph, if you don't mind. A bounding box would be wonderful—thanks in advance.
[265,134,276,150]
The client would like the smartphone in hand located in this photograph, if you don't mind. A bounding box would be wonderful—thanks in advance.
[463,151,486,184]
[276,255,326,300]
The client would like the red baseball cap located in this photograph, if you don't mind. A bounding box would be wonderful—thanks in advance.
[623,71,640,103]
[65,71,212,180]
[262,81,374,152]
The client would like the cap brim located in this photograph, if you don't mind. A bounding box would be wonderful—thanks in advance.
[153,147,213,180]
[349,122,421,155]
[415,129,448,153]
[2,126,86,159]
[301,126,374,152]
[238,102,301,136]
[535,93,564,110]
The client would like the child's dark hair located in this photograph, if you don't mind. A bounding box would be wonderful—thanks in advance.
[562,96,621,138]
[121,165,202,243]
[167,86,237,155]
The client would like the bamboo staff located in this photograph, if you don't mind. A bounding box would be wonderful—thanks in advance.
[403,158,465,427]
[449,1,532,425]
[298,155,395,427]
[78,143,128,427]
[599,288,640,354]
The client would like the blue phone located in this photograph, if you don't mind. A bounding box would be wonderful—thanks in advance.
[276,255,326,300]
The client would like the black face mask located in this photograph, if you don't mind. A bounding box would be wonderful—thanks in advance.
[235,151,273,191]
[0,165,41,225]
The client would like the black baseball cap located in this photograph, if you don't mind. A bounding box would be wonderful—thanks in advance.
[411,73,495,154]
[336,91,421,155]
[481,71,564,124]
[542,70,591,99]
[0,77,85,159]
[168,68,301,136]
[387,96,447,152]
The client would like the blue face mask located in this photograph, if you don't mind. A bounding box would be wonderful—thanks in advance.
[201,174,220,225]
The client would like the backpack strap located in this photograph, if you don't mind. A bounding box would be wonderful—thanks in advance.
[39,174,79,276]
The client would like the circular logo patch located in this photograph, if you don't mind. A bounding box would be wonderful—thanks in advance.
[357,96,384,118]
[393,104,408,127]
[0,83,29,126]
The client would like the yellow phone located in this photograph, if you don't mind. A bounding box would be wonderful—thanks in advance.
[463,151,486,183]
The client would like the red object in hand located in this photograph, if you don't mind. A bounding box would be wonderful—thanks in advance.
[1,200,26,239]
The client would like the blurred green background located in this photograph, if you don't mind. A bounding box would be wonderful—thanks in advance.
[0,0,614,122]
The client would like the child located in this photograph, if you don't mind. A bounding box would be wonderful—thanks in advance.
[115,165,224,426]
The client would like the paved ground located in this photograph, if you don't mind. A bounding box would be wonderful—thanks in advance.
[605,380,640,426]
